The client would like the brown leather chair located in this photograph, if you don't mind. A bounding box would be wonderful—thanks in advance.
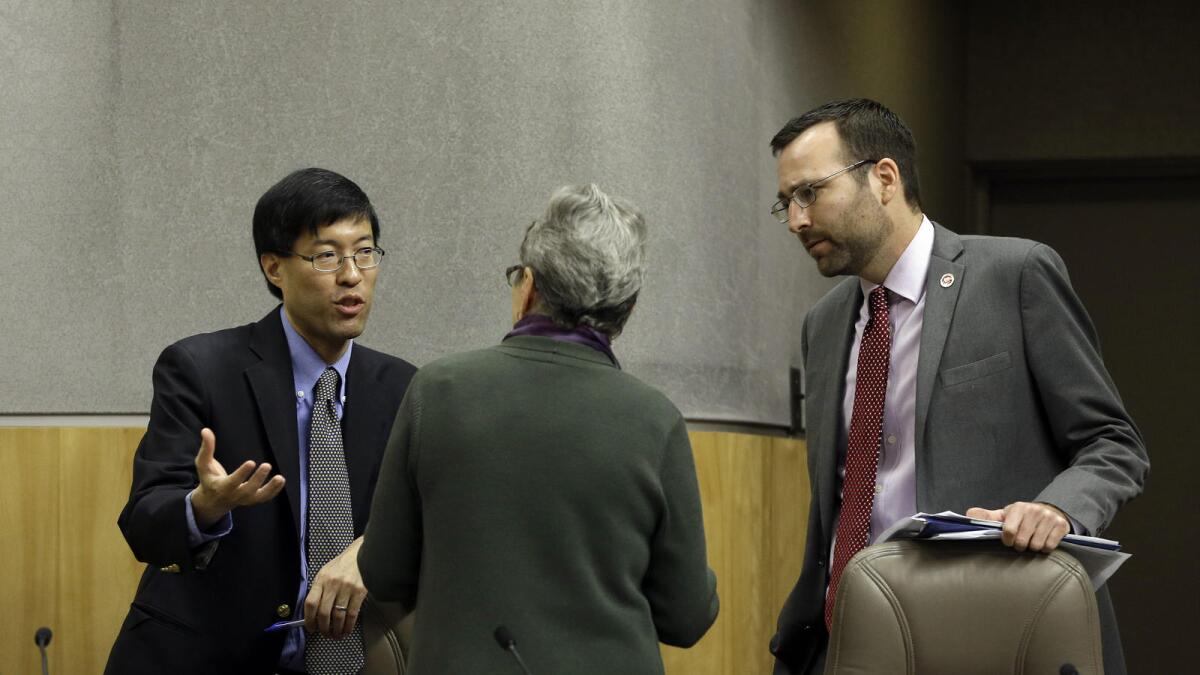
[361,599,413,675]
[825,540,1103,675]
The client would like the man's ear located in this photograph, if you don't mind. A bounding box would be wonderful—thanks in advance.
[874,158,902,206]
[524,267,541,316]
[514,266,542,321]
[260,252,285,292]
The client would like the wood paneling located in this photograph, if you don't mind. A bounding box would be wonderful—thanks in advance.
[1,428,143,675]
[0,427,808,674]
[660,431,809,675]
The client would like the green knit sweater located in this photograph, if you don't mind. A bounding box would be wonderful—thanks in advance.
[359,336,719,674]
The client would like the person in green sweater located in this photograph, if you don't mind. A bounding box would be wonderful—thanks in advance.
[358,183,719,674]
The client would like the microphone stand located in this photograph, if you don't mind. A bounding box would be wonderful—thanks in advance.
[493,625,535,675]
[35,627,53,675]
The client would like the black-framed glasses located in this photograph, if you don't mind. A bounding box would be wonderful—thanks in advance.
[283,247,385,272]
[770,159,878,224]
[505,264,525,287]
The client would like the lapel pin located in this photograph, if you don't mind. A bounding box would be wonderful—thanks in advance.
[940,273,955,288]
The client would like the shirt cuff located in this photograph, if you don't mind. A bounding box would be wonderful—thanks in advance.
[1066,514,1086,536]
[185,490,233,548]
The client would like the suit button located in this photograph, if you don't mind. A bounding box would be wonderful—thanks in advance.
[817,560,825,567]
[159,563,181,573]
[277,604,291,618]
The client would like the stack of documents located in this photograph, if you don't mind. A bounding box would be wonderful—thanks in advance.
[879,511,1129,590]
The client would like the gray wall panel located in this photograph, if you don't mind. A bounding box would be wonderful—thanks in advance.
[1,1,123,410]
[3,1,966,423]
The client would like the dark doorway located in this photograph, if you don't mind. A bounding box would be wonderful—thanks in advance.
[981,163,1200,673]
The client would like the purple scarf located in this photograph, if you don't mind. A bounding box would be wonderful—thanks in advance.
[503,314,619,367]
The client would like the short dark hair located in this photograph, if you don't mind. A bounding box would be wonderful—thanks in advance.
[770,98,921,209]
[252,168,380,299]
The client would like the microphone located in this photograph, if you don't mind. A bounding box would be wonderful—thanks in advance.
[493,625,534,675]
[35,627,52,675]
[1059,665,1079,675]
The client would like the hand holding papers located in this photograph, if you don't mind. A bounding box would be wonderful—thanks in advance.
[917,511,1121,549]
[879,511,1130,590]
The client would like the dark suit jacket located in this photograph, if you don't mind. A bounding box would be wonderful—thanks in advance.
[770,224,1148,675]
[106,308,416,674]
[358,336,718,675]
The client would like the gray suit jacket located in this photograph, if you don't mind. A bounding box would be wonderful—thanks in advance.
[770,223,1148,674]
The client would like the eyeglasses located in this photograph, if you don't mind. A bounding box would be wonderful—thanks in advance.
[770,159,878,224]
[505,264,525,287]
[283,247,386,272]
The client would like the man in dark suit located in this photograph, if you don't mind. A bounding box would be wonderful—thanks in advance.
[106,168,416,674]
[765,99,1148,675]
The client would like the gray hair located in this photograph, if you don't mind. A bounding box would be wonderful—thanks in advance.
[519,184,647,337]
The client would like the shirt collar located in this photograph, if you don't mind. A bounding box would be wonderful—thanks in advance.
[279,306,352,402]
[860,215,934,304]
[503,314,619,368]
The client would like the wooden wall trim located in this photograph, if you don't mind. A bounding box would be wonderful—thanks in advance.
[0,427,808,674]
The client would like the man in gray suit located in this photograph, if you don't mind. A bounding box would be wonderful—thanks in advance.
[766,99,1148,675]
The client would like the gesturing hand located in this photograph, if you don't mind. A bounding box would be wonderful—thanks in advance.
[965,501,1070,553]
[190,427,286,528]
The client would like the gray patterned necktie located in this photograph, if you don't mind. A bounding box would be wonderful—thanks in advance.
[305,367,365,674]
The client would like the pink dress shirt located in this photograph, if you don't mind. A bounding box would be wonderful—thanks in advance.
[835,216,934,549]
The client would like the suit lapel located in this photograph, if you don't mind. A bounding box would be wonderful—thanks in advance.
[812,280,861,545]
[246,309,303,539]
[342,350,387,533]
[914,223,965,502]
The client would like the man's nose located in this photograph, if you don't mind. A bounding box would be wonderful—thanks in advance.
[787,202,812,234]
[337,258,363,285]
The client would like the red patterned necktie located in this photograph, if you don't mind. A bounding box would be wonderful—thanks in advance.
[825,285,892,631]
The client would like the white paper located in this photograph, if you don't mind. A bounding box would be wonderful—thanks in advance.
[881,512,1129,590]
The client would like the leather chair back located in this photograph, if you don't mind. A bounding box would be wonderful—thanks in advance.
[825,540,1103,675]
[361,599,413,675]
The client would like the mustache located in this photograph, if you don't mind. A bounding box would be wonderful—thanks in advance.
[799,231,833,247]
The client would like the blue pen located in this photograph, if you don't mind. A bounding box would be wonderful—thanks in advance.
[265,618,306,633]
